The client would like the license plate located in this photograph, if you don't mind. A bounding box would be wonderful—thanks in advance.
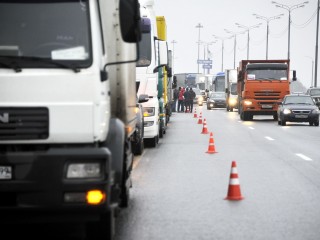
[295,115,308,118]
[0,166,12,179]
[261,104,272,109]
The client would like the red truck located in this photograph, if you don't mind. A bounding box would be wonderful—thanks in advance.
[237,60,296,121]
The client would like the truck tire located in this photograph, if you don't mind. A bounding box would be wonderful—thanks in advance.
[133,138,144,155]
[151,135,158,147]
[240,110,244,120]
[86,209,115,240]
[159,120,164,138]
[119,140,133,208]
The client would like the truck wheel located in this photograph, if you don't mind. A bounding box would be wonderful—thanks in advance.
[149,135,158,148]
[119,141,133,208]
[159,121,164,138]
[240,111,244,120]
[133,138,144,155]
[273,114,278,121]
[86,209,114,240]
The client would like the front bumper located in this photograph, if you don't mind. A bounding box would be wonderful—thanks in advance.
[0,147,112,223]
[282,113,319,123]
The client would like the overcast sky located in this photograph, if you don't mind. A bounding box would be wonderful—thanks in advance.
[153,0,318,88]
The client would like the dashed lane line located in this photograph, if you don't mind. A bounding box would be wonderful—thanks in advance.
[265,136,275,141]
[295,153,312,161]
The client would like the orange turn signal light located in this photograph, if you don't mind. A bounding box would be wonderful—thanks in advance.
[86,190,106,205]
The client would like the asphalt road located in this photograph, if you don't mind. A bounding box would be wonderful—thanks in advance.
[114,105,320,240]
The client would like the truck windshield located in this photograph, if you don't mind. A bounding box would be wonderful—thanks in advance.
[197,82,205,90]
[0,0,91,68]
[247,69,288,80]
[310,89,320,96]
[213,76,225,92]
[230,83,237,95]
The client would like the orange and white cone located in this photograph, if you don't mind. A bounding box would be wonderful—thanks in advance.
[206,132,217,153]
[225,161,244,201]
[197,112,203,124]
[201,118,209,134]
[193,108,197,118]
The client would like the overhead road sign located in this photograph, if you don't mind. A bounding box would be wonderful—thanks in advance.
[197,60,212,64]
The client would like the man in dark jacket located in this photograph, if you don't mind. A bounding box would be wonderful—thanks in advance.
[172,87,179,112]
[189,88,196,113]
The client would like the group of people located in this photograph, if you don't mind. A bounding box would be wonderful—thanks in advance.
[173,87,196,113]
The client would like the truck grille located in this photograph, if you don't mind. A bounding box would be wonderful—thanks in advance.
[0,107,49,140]
[254,91,281,101]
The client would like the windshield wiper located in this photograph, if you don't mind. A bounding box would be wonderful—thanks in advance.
[0,60,22,73]
[21,56,81,73]
[0,56,81,73]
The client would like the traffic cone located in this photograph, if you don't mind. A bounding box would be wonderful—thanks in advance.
[197,112,203,124]
[193,108,197,118]
[201,118,209,134]
[225,161,244,201]
[185,105,190,113]
[206,132,217,153]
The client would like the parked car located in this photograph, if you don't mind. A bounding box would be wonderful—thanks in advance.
[132,94,149,155]
[306,87,320,109]
[206,91,227,110]
[277,94,319,126]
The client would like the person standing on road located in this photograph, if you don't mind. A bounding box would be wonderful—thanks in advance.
[172,87,179,112]
[183,87,191,112]
[189,88,196,113]
[178,87,185,112]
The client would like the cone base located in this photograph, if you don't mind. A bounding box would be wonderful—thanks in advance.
[224,196,244,201]
[206,151,217,154]
[201,131,209,134]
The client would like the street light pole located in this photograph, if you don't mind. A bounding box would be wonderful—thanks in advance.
[196,23,203,73]
[224,29,245,68]
[171,40,177,72]
[213,35,230,72]
[305,56,314,87]
[252,13,283,59]
[272,1,309,60]
[315,0,319,87]
[235,23,262,60]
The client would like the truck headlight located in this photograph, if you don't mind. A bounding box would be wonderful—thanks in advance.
[244,100,252,106]
[229,98,237,105]
[143,107,155,117]
[66,163,101,178]
[144,121,154,127]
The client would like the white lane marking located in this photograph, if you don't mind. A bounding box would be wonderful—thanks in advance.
[296,153,312,161]
[248,127,255,130]
[265,136,275,141]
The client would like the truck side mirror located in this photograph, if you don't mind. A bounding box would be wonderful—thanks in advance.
[119,0,141,43]
[292,70,297,81]
[166,66,172,78]
[138,94,149,103]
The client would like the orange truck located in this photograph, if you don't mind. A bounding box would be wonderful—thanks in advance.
[237,59,296,121]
